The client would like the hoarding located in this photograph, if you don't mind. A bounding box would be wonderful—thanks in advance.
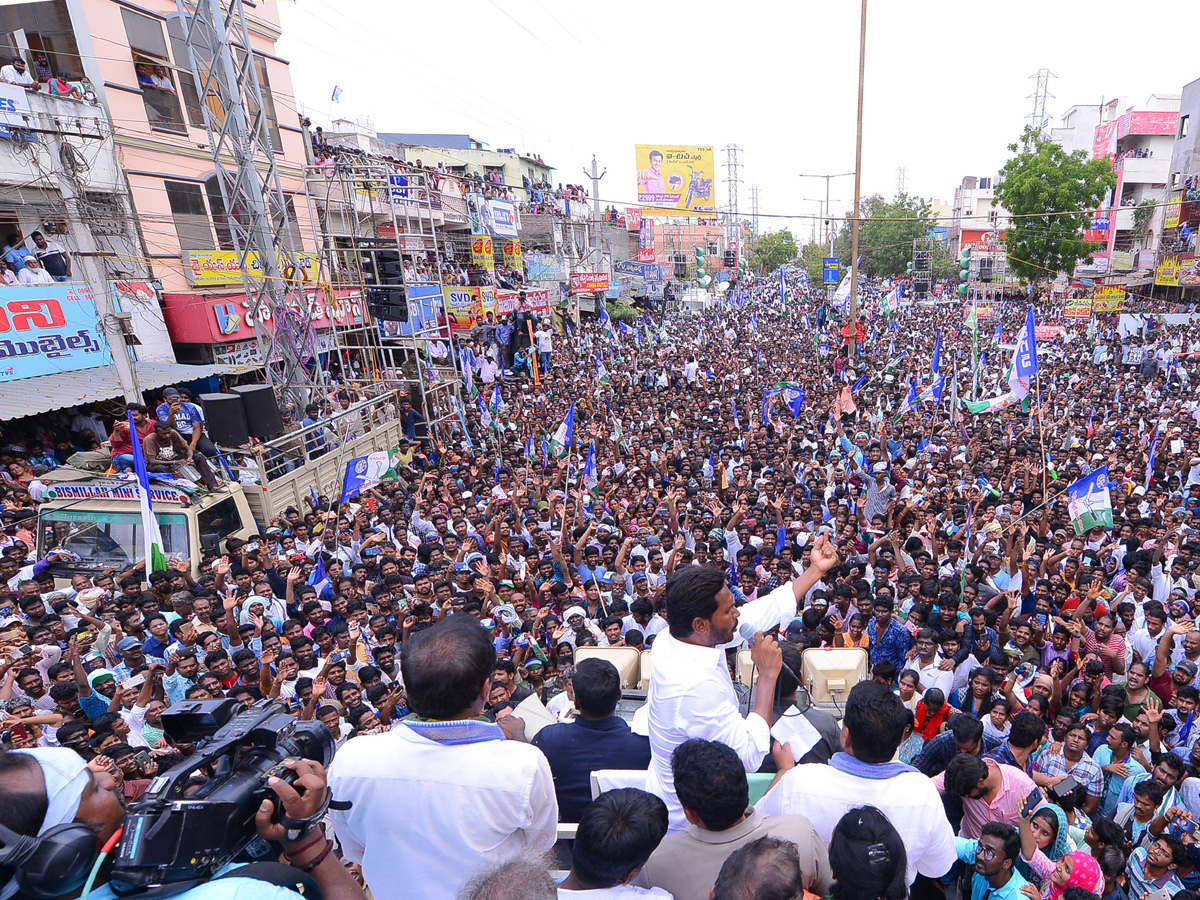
[443,286,485,331]
[1156,253,1181,287]
[613,260,663,281]
[471,235,494,274]
[525,252,567,282]
[635,144,717,216]
[183,250,319,287]
[1181,256,1200,287]
[1063,298,1093,320]
[379,284,444,339]
[570,272,610,294]
[501,239,522,268]
[1092,285,1126,312]
[1165,199,1182,230]
[0,283,111,381]
[487,198,519,238]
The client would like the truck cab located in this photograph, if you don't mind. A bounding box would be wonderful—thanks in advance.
[35,473,257,582]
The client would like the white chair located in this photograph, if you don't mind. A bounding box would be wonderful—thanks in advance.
[735,648,758,686]
[638,649,653,690]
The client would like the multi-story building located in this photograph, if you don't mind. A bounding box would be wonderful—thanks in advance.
[1050,104,1103,156]
[1087,95,1178,273]
[377,133,556,195]
[1162,78,1200,272]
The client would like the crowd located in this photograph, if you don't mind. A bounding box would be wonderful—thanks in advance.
[6,265,1200,900]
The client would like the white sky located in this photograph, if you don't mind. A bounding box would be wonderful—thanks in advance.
[277,0,1198,240]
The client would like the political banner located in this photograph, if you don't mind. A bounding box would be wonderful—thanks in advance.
[471,235,494,274]
[1067,466,1113,534]
[502,239,522,268]
[525,252,567,282]
[0,283,112,381]
[1165,199,1182,230]
[625,208,643,231]
[487,198,519,238]
[1063,298,1093,320]
[570,272,610,294]
[976,304,995,320]
[1156,253,1181,287]
[379,284,443,339]
[1092,285,1126,312]
[340,451,391,502]
[635,144,717,216]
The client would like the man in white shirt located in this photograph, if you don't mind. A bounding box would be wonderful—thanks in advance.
[757,679,957,886]
[911,626,955,697]
[645,533,839,832]
[16,255,53,284]
[0,56,35,88]
[328,617,558,900]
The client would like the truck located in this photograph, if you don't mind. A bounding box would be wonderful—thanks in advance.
[35,391,408,582]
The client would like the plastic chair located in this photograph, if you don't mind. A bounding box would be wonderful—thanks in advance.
[638,649,653,690]
[574,647,642,689]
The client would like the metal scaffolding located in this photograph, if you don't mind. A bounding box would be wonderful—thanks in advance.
[176,0,322,415]
[303,161,461,441]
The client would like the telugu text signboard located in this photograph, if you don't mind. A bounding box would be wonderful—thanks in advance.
[570,272,610,294]
[1063,298,1093,320]
[1156,253,1181,287]
[635,144,717,217]
[183,250,318,287]
[1092,285,1126,312]
[0,283,112,381]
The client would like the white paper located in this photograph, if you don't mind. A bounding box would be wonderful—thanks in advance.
[771,706,822,761]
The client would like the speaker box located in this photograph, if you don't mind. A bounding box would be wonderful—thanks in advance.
[199,393,249,447]
[233,384,285,439]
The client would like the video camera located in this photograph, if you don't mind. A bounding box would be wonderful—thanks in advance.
[109,699,336,897]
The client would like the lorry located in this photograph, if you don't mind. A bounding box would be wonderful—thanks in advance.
[35,391,408,582]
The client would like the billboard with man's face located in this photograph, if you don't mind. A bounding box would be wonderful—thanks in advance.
[635,145,716,217]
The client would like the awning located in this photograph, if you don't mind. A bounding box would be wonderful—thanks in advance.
[0,361,254,421]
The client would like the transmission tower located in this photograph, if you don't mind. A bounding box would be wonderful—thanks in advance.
[1027,69,1057,137]
[177,0,322,413]
[896,166,907,196]
[722,144,743,223]
[750,186,760,241]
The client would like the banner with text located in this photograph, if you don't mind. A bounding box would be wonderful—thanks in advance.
[502,239,522,268]
[1092,285,1126,312]
[570,272,610,294]
[471,235,495,274]
[1156,253,1181,287]
[183,250,319,287]
[1063,298,1093,320]
[635,144,717,217]
[0,283,111,381]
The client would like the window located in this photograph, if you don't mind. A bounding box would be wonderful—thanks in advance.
[164,16,204,128]
[0,0,84,81]
[165,180,213,250]
[122,9,185,133]
[204,173,235,250]
[232,50,281,152]
[1181,116,1190,140]
[197,497,242,552]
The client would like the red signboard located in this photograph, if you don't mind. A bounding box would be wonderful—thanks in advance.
[570,272,610,294]
[638,248,656,263]
[161,288,365,344]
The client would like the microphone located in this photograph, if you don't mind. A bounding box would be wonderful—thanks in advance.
[738,622,805,688]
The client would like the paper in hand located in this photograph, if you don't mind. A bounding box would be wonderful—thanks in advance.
[771,706,823,762]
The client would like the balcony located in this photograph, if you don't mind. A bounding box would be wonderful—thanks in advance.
[1118,156,1169,185]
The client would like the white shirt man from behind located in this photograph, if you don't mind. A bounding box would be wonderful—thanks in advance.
[328,617,558,900]
[756,679,957,886]
[645,533,839,832]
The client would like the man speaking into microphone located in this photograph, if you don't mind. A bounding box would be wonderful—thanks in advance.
[646,534,840,831]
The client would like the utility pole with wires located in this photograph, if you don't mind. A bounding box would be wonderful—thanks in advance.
[583,155,606,252]
[1027,69,1057,138]
[896,166,907,196]
[750,186,760,242]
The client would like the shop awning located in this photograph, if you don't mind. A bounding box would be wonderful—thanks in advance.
[0,361,254,421]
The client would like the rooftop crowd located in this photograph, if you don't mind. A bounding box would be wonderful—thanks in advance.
[4,265,1200,900]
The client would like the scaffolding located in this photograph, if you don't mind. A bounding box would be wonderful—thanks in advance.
[304,161,462,442]
[176,0,322,416]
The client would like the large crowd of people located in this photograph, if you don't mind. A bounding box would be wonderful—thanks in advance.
[4,266,1200,900]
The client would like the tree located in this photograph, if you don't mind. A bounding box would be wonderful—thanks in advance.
[800,241,828,288]
[747,229,798,273]
[857,193,939,278]
[994,126,1116,281]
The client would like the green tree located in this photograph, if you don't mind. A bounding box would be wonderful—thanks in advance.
[800,241,828,288]
[858,193,939,278]
[994,126,1116,280]
[747,228,798,273]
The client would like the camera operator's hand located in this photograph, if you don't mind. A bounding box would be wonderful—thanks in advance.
[256,757,329,848]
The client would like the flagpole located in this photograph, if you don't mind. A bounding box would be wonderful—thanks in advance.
[1036,369,1047,501]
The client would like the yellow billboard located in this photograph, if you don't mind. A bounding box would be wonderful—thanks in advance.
[184,250,318,287]
[1156,253,1181,287]
[635,144,716,217]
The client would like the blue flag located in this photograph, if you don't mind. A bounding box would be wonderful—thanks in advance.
[781,385,805,418]
[1014,306,1039,379]
[851,374,867,394]
[931,329,942,376]
[732,398,740,431]
[307,554,326,587]
[1147,420,1161,487]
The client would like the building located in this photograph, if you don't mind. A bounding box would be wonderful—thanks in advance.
[1050,104,1103,156]
[1086,95,1178,274]
[378,133,556,196]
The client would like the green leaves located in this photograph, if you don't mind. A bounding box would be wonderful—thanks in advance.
[747,229,798,273]
[995,125,1116,280]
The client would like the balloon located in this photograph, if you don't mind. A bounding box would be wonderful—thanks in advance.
[957,284,968,296]
[697,268,706,278]
[702,275,712,286]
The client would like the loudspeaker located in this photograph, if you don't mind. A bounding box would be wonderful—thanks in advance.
[199,392,249,447]
[233,384,285,439]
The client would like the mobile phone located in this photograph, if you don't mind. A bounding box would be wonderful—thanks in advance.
[1049,775,1079,801]
[1034,613,1048,629]
[9,644,31,661]
[1173,814,1197,835]
[10,722,28,742]
[1020,787,1042,819]
[133,750,151,768]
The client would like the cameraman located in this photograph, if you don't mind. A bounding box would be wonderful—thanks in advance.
[0,748,365,900]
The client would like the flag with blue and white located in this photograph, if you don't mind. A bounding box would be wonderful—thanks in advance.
[1068,466,1113,534]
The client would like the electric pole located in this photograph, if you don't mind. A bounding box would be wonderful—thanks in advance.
[583,155,606,252]
[799,173,854,307]
[722,144,743,257]
[897,166,907,196]
[1027,69,1057,138]
[848,0,868,358]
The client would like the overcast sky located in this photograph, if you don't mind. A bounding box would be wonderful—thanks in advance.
[277,0,1198,242]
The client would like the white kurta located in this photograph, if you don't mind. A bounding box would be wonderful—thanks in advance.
[328,724,558,900]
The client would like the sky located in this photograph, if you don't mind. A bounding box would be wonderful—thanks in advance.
[277,0,1199,242]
